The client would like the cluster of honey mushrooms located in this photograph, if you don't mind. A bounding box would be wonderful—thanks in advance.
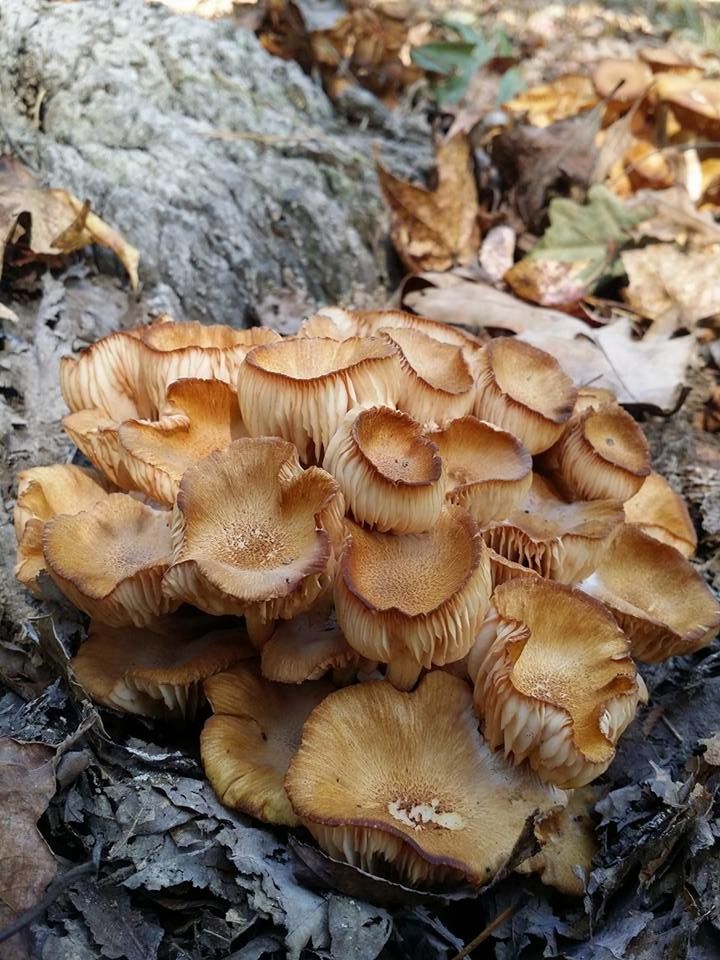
[14,308,720,894]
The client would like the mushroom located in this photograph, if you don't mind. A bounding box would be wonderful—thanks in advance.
[334,505,492,690]
[655,78,720,140]
[474,339,577,455]
[201,665,332,826]
[60,331,151,421]
[237,336,398,463]
[429,416,532,526]
[540,403,651,502]
[285,671,565,888]
[472,578,643,788]
[572,386,618,415]
[14,465,113,596]
[260,604,359,684]
[162,438,340,643]
[638,47,701,75]
[118,378,246,506]
[322,404,445,534]
[62,410,133,489]
[300,306,481,352]
[378,327,475,425]
[580,526,720,662]
[71,620,253,718]
[591,59,653,118]
[43,494,177,626]
[481,474,624,584]
[623,472,697,557]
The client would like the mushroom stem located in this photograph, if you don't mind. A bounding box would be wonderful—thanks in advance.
[245,611,275,650]
[386,657,422,691]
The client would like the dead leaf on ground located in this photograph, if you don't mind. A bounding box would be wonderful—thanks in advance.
[505,257,593,308]
[479,224,515,282]
[503,74,599,127]
[629,186,720,246]
[377,134,480,272]
[0,738,57,959]
[621,244,720,335]
[0,156,139,290]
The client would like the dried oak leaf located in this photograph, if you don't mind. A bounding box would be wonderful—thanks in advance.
[377,134,480,272]
[0,156,139,289]
[0,738,57,959]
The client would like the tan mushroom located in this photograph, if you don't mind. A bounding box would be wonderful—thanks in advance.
[334,506,492,689]
[261,604,358,684]
[592,59,653,117]
[285,671,565,888]
[474,339,577,455]
[62,410,133,489]
[638,47,701,75]
[300,306,481,352]
[472,578,643,788]
[623,472,696,557]
[60,331,151,421]
[657,78,720,138]
[572,387,618,416]
[322,404,445,533]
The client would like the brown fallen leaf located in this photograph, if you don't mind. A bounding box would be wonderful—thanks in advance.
[621,243,720,335]
[504,257,591,308]
[629,186,720,246]
[0,738,57,959]
[478,224,515,283]
[0,156,139,289]
[376,134,480,273]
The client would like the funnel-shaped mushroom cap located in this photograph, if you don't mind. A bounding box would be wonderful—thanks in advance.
[71,621,253,718]
[573,387,618,415]
[482,475,624,584]
[323,405,445,534]
[623,473,696,557]
[430,416,532,526]
[60,331,151,420]
[638,47,700,74]
[285,671,565,888]
[474,339,577,455]
[378,327,475,425]
[15,465,114,596]
[43,494,176,625]
[580,526,720,662]
[592,59,652,103]
[516,787,598,896]
[162,439,339,633]
[118,379,246,506]
[657,78,720,138]
[334,507,492,690]
[301,307,481,352]
[201,666,332,825]
[473,578,641,788]
[62,410,133,489]
[140,320,280,413]
[237,337,398,463]
[543,403,650,502]
[261,606,358,683]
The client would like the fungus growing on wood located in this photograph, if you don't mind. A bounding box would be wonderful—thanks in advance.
[623,472,697,557]
[322,404,445,533]
[285,671,565,888]
[473,578,643,788]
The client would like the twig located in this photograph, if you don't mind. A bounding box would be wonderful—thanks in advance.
[0,853,99,945]
[448,904,516,960]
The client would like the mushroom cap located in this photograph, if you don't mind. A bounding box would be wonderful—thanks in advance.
[473,578,641,788]
[322,404,445,534]
[285,671,565,888]
[656,78,720,139]
[638,47,700,74]
[162,438,339,627]
[201,665,332,825]
[15,465,113,595]
[334,506,492,689]
[430,416,532,525]
[62,410,133,489]
[623,472,697,557]
[542,403,651,502]
[237,336,398,463]
[71,620,254,718]
[118,378,246,506]
[43,494,177,626]
[580,526,720,662]
[592,58,653,103]
[60,331,151,420]
[261,606,358,683]
[378,327,475,425]
[474,339,577,455]
[482,474,624,584]
[301,306,481,352]
[572,386,618,415]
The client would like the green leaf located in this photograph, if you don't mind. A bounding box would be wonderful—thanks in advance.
[497,67,525,104]
[441,17,484,45]
[411,42,477,75]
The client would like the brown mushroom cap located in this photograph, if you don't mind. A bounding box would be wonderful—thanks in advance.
[118,378,246,506]
[71,620,253,718]
[261,606,358,683]
[301,306,481,352]
[592,58,653,104]
[237,337,398,463]
[430,416,532,525]
[474,339,577,455]
[201,665,332,825]
[322,404,445,534]
[60,331,151,420]
[62,410,132,489]
[334,506,491,689]
[580,526,720,662]
[473,578,642,788]
[162,439,339,638]
[482,474,624,584]
[15,465,114,596]
[623,472,697,557]
[378,327,475,425]
[285,671,565,888]
[572,386,618,415]
[656,78,720,139]
[542,403,651,502]
[638,47,700,74]
[43,494,177,626]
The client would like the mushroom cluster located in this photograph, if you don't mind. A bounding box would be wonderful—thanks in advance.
[15,309,720,893]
